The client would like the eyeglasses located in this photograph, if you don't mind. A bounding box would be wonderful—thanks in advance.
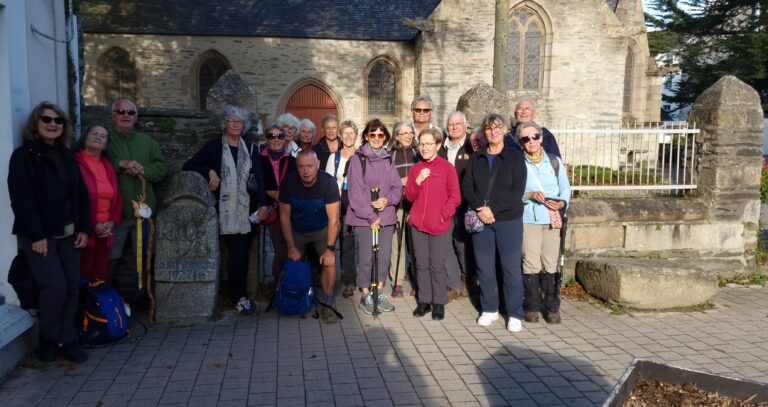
[113,109,137,116]
[519,133,542,144]
[227,119,244,126]
[266,133,286,140]
[368,132,386,140]
[413,108,432,114]
[418,142,436,148]
[516,107,533,113]
[40,115,65,125]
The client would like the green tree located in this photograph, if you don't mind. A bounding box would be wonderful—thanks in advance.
[648,0,768,109]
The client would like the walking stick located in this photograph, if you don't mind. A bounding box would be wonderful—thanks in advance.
[371,187,381,318]
[132,175,156,326]
[391,202,405,294]
[556,210,568,289]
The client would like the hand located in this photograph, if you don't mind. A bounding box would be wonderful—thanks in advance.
[94,223,110,238]
[526,191,546,203]
[257,206,270,221]
[371,197,389,211]
[371,217,382,229]
[477,206,495,225]
[544,199,565,211]
[208,170,220,191]
[320,249,336,268]
[31,239,48,257]
[401,177,408,186]
[119,160,144,176]
[287,246,301,261]
[74,232,89,248]
[415,168,431,186]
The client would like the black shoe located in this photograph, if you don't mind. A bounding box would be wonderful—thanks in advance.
[432,304,445,321]
[37,342,56,363]
[412,302,432,317]
[342,284,356,299]
[56,343,87,364]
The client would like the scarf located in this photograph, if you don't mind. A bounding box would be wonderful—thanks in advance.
[219,136,252,235]
[525,148,544,164]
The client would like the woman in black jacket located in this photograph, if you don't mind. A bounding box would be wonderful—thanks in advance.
[461,113,527,333]
[8,101,91,363]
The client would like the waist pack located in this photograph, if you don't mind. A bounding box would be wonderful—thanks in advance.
[272,260,314,317]
[80,280,130,345]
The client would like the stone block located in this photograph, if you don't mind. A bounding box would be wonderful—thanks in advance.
[205,71,259,117]
[569,226,624,250]
[575,259,719,309]
[155,282,218,323]
[455,83,510,129]
[623,223,743,252]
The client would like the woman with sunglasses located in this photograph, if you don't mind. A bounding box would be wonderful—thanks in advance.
[8,101,91,363]
[259,125,297,280]
[344,119,402,315]
[335,120,360,299]
[518,121,570,324]
[183,105,269,316]
[462,113,527,333]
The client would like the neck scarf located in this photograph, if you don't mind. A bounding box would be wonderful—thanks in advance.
[218,136,252,235]
[525,148,544,164]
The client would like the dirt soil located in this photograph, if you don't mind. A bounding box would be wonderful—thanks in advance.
[624,379,768,407]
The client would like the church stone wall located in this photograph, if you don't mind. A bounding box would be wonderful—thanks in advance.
[82,34,416,127]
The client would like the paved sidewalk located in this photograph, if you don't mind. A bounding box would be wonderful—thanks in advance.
[1,285,767,406]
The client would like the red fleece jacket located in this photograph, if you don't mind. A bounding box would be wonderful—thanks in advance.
[405,156,460,235]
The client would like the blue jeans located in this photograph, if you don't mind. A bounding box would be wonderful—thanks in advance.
[471,218,524,320]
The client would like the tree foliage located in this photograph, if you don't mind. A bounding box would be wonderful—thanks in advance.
[648,0,768,109]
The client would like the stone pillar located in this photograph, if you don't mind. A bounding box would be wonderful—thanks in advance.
[154,172,219,322]
[689,75,764,266]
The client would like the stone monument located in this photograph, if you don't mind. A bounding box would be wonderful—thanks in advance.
[154,171,219,322]
[456,83,511,129]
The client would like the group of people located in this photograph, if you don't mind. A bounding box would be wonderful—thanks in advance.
[7,94,570,364]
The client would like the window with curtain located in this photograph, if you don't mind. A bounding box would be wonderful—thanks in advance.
[101,48,137,104]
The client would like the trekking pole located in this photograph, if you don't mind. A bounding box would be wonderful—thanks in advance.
[391,202,405,295]
[371,187,381,318]
[556,210,568,288]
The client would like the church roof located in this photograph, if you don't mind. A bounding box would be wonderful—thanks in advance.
[78,0,442,41]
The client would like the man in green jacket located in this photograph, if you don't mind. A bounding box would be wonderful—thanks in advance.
[109,99,168,284]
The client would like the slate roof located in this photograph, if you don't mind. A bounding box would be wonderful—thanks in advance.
[79,0,442,41]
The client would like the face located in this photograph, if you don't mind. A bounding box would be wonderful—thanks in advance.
[395,125,415,148]
[447,114,468,141]
[37,108,64,145]
[299,126,314,144]
[412,101,432,124]
[296,154,319,186]
[484,119,507,146]
[366,128,386,150]
[323,120,339,141]
[112,100,137,134]
[515,101,536,123]
[224,116,244,137]
[266,128,286,152]
[341,127,357,148]
[282,124,297,141]
[518,126,542,154]
[469,132,482,152]
[418,133,438,162]
[84,126,109,152]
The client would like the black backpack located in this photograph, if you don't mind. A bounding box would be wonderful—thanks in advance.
[7,250,38,310]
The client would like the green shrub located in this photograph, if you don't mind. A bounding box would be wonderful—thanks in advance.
[570,165,662,186]
[760,165,768,202]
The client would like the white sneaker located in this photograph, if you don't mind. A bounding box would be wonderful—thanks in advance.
[507,317,523,333]
[477,311,500,327]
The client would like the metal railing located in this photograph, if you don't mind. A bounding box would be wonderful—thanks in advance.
[551,122,699,196]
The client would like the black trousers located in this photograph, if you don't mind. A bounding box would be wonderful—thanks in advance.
[21,236,81,345]
[221,232,254,305]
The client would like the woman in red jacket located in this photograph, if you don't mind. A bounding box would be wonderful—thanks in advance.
[405,128,460,320]
[75,124,122,282]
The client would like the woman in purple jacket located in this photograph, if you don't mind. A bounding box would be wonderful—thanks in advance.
[345,119,403,315]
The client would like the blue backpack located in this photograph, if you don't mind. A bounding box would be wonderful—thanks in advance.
[272,260,314,317]
[80,280,130,345]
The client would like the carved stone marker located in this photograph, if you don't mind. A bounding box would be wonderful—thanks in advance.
[456,83,511,129]
[154,171,219,322]
[205,70,259,117]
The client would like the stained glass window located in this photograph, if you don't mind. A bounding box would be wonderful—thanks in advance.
[507,7,544,91]
[101,48,137,104]
[368,61,396,116]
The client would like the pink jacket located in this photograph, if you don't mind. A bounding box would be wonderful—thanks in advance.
[405,156,460,235]
[75,151,123,248]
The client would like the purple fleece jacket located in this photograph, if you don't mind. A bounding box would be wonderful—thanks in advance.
[344,143,403,227]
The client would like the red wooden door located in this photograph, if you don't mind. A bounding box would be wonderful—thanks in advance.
[285,84,338,143]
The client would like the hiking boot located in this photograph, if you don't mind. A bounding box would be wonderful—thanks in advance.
[507,317,523,333]
[524,311,540,323]
[342,284,356,299]
[545,311,561,324]
[413,302,431,317]
[56,343,87,364]
[431,304,445,321]
[391,285,404,298]
[318,304,339,324]
[477,311,500,327]
[360,294,374,315]
[377,294,395,312]
[459,281,469,298]
[234,297,256,316]
[37,342,56,363]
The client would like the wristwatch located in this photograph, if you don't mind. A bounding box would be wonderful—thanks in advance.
[327,245,335,251]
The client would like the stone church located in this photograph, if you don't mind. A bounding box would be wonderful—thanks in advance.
[79,0,663,129]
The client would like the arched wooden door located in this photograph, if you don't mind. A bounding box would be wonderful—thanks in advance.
[285,84,338,140]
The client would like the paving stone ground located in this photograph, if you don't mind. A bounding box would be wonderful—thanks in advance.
[1,284,767,406]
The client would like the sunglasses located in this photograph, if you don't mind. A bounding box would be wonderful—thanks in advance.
[519,133,542,144]
[413,108,432,114]
[40,115,65,125]
[368,133,386,140]
[114,109,137,116]
[266,133,286,140]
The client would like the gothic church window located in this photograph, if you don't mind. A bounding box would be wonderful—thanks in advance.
[100,48,137,104]
[367,60,396,116]
[198,55,230,110]
[507,7,545,91]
